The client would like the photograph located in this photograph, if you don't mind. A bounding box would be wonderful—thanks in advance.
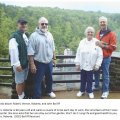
[0,0,120,100]
[0,0,120,119]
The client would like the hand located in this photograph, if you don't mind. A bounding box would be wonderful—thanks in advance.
[76,65,80,71]
[30,63,37,74]
[16,66,23,72]
[53,59,56,67]
[94,65,99,71]
[96,41,105,48]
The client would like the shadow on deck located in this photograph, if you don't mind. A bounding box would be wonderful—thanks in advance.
[0,86,119,99]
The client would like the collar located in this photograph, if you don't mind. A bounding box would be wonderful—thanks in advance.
[99,27,111,40]
[100,27,111,34]
[17,29,25,34]
[36,28,48,36]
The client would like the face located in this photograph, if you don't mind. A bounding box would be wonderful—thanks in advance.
[39,20,48,32]
[87,31,94,40]
[18,23,27,32]
[99,20,107,30]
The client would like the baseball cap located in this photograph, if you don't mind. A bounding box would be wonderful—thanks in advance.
[17,18,28,24]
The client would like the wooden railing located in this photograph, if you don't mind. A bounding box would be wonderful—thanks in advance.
[0,53,120,98]
[0,58,13,86]
[0,55,102,84]
[0,55,81,84]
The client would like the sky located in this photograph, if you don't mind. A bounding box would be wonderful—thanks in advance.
[0,0,120,13]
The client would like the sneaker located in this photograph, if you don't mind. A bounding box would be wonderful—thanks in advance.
[88,93,94,99]
[77,91,84,97]
[48,92,56,98]
[101,92,109,99]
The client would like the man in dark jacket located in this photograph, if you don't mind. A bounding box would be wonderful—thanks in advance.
[9,18,29,99]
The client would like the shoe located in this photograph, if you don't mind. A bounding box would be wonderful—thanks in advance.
[101,92,109,99]
[77,91,84,97]
[48,92,56,98]
[88,93,94,99]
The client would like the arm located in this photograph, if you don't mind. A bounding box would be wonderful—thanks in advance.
[9,38,23,72]
[74,43,81,71]
[96,32,117,51]
[28,55,37,74]
[51,34,56,65]
[52,51,56,66]
[52,40,56,60]
[105,32,117,51]
[27,35,37,73]
[74,43,81,65]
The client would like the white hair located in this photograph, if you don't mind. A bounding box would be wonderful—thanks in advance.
[38,17,48,23]
[99,16,107,23]
[85,26,95,36]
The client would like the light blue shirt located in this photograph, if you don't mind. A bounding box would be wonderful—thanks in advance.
[28,29,55,63]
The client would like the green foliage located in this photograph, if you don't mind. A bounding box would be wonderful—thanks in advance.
[0,3,120,57]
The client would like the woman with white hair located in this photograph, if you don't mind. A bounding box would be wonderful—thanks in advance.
[75,27,103,99]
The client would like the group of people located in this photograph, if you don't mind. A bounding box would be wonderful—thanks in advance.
[9,17,56,99]
[75,16,116,99]
[9,16,116,99]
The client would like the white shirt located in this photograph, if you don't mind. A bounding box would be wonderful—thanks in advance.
[9,33,29,67]
[74,38,103,71]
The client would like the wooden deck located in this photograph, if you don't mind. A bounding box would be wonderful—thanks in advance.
[0,86,119,99]
[43,90,120,99]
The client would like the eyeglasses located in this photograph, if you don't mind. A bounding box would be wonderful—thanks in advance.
[87,31,93,33]
[41,23,48,26]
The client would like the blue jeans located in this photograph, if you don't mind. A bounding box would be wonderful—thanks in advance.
[94,70,100,88]
[80,70,93,93]
[94,57,111,92]
[33,61,53,99]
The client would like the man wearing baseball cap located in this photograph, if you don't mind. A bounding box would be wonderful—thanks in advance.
[94,16,117,99]
[9,18,29,99]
